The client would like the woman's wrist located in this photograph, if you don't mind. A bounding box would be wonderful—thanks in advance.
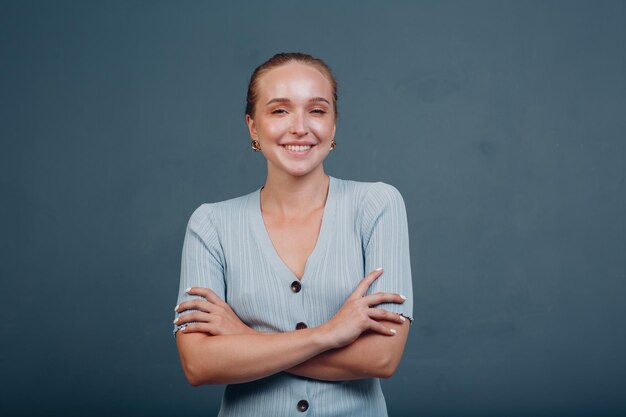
[246,327,262,336]
[311,322,341,351]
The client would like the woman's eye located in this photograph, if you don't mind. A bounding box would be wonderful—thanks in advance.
[311,109,326,114]
[271,109,287,114]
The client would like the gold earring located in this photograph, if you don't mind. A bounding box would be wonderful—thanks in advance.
[330,139,336,150]
[251,140,261,152]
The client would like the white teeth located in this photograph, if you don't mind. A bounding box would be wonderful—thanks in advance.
[284,145,312,152]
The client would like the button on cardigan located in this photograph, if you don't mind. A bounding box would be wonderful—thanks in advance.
[174,176,413,417]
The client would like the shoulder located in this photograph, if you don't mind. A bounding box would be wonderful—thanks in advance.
[364,181,405,206]
[332,176,405,207]
[336,179,409,244]
[187,188,257,231]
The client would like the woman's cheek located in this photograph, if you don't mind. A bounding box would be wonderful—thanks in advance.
[311,125,335,141]
[264,120,290,138]
[308,118,333,134]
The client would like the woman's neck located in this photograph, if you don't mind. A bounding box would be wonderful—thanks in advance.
[260,168,330,218]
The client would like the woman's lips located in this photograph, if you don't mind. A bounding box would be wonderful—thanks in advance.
[282,144,315,155]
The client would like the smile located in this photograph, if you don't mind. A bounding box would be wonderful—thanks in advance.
[282,144,314,153]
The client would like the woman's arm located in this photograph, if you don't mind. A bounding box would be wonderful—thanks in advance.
[177,294,409,382]
[285,318,410,381]
[175,269,406,385]
[176,325,329,385]
[178,320,409,385]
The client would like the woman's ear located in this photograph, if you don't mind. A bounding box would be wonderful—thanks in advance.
[246,114,258,140]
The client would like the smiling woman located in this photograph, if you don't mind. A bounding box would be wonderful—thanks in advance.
[173,52,413,417]
[246,59,337,178]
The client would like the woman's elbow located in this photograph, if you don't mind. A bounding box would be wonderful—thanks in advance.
[185,374,203,387]
[377,367,396,380]
[177,333,221,385]
[182,364,204,386]
[375,354,400,379]
[182,360,221,386]
[180,357,204,386]
[374,320,409,378]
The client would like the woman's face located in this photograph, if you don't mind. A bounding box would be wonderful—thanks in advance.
[246,62,336,179]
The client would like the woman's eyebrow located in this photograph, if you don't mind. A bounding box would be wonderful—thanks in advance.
[266,97,290,105]
[309,97,330,104]
[265,97,330,105]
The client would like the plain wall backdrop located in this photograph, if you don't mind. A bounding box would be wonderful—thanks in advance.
[1,1,625,416]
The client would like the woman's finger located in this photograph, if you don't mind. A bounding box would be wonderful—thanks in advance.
[363,292,406,307]
[185,287,212,299]
[185,287,228,307]
[349,268,384,300]
[175,299,218,314]
[367,319,397,336]
[180,323,216,335]
[174,311,211,325]
[367,308,406,324]
[203,288,228,306]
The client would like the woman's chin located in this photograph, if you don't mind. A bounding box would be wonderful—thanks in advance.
[267,154,326,178]
[281,163,322,178]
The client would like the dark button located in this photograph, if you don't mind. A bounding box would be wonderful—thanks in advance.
[297,399,309,412]
[290,280,302,293]
[295,322,308,330]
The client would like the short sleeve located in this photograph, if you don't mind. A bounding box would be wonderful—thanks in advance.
[173,204,226,335]
[361,182,414,322]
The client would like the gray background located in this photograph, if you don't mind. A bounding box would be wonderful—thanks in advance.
[1,1,625,416]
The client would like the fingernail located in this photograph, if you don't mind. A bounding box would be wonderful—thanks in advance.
[173,318,179,324]
[374,267,383,271]
[174,304,179,312]
[185,288,191,293]
[390,328,397,335]
[400,294,407,301]
[399,315,406,322]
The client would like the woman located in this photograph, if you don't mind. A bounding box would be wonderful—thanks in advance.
[173,52,413,416]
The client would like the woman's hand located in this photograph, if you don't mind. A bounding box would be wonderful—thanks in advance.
[175,288,258,336]
[319,268,406,349]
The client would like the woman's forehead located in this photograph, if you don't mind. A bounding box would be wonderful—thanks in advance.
[256,62,333,100]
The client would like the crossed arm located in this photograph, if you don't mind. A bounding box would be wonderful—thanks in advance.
[283,319,410,381]
[174,269,411,385]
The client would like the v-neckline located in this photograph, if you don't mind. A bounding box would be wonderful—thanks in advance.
[251,175,337,283]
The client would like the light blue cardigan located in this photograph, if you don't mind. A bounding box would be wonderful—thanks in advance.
[174,176,413,417]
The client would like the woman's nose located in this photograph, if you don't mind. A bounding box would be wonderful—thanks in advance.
[289,112,308,136]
